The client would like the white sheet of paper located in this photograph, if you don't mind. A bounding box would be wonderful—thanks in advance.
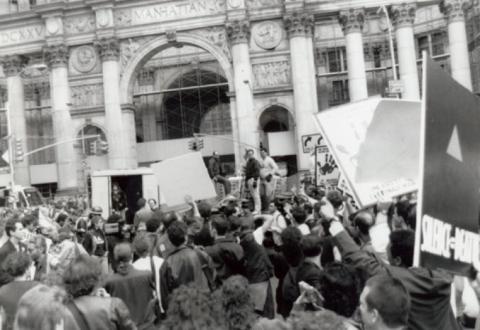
[151,152,217,207]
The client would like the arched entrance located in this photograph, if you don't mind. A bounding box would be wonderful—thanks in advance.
[259,105,297,176]
[122,35,236,173]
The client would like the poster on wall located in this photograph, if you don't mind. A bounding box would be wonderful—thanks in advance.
[414,55,480,274]
[313,97,421,208]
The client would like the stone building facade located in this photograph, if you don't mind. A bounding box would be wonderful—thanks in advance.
[0,0,478,196]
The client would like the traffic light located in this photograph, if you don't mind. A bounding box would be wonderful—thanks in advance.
[89,140,97,155]
[99,139,108,154]
[188,140,198,151]
[188,138,204,151]
[14,138,23,162]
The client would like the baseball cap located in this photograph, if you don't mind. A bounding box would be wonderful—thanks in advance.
[90,206,103,215]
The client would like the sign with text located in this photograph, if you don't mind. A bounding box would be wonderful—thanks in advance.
[314,97,421,208]
[151,152,216,207]
[306,133,340,187]
[414,56,480,274]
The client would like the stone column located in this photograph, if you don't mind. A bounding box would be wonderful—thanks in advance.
[226,20,259,161]
[440,0,473,91]
[121,104,138,169]
[339,8,368,101]
[44,45,78,193]
[284,12,319,171]
[1,56,30,186]
[391,3,420,100]
[96,38,136,169]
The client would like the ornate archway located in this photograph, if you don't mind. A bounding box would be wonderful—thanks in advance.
[120,32,234,105]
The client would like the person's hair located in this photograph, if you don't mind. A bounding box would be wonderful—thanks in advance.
[107,213,122,223]
[2,252,31,278]
[198,201,212,219]
[162,212,178,229]
[291,207,307,225]
[327,191,344,209]
[5,217,21,237]
[221,275,257,330]
[211,214,230,236]
[137,198,146,208]
[56,213,68,225]
[133,236,150,258]
[280,226,304,267]
[389,229,415,267]
[14,285,78,330]
[161,284,226,330]
[354,211,374,236]
[301,234,323,257]
[319,262,365,318]
[114,242,133,263]
[75,218,88,233]
[146,217,161,232]
[62,254,102,298]
[167,220,188,247]
[365,275,410,327]
[288,310,348,330]
[21,215,36,228]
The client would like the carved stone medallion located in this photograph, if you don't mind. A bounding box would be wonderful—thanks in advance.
[253,21,282,50]
[71,45,97,73]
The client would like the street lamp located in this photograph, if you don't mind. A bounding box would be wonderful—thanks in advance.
[378,5,398,81]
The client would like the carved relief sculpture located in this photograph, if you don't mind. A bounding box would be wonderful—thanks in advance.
[247,0,281,8]
[254,21,283,50]
[44,44,69,68]
[253,61,291,88]
[45,16,63,37]
[390,3,417,28]
[284,12,314,38]
[191,27,231,59]
[96,8,114,29]
[64,15,96,35]
[226,20,250,45]
[95,38,120,61]
[71,84,104,108]
[338,8,365,34]
[71,45,98,74]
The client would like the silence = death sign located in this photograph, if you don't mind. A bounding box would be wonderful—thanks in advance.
[414,55,480,274]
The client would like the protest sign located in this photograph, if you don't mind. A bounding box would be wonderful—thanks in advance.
[151,152,217,207]
[314,97,421,208]
[307,132,340,187]
[414,55,480,274]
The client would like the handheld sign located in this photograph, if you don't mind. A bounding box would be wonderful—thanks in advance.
[151,152,217,208]
[414,54,480,274]
[314,97,421,208]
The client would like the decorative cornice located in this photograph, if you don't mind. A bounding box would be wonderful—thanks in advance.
[0,55,28,77]
[439,0,472,23]
[43,44,69,68]
[283,12,314,38]
[338,8,365,34]
[390,3,417,29]
[94,37,120,61]
[226,20,250,45]
[121,103,135,113]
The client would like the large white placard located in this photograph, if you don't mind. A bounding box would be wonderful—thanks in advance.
[314,97,421,207]
[151,152,216,207]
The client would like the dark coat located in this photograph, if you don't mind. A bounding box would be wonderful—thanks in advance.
[205,237,244,284]
[104,266,154,326]
[334,230,461,330]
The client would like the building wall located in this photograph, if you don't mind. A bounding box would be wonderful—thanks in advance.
[0,0,477,192]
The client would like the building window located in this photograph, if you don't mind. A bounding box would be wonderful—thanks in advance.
[329,80,350,106]
[325,48,347,73]
[417,31,448,58]
[373,47,382,68]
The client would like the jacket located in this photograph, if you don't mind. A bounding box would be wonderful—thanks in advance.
[334,229,461,330]
[73,295,136,330]
[245,158,261,181]
[159,245,213,308]
[104,266,154,326]
[205,237,244,283]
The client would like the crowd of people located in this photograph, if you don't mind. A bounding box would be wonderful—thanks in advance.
[1,149,480,330]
